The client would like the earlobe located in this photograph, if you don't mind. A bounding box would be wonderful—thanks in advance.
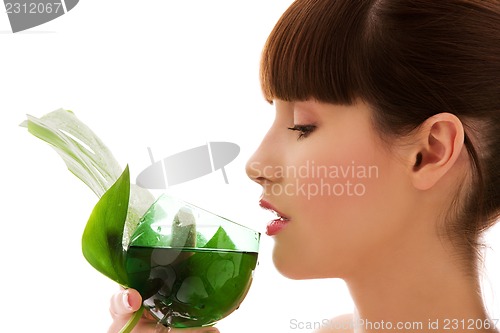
[411,113,465,190]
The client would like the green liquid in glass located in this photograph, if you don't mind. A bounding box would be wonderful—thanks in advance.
[125,246,258,327]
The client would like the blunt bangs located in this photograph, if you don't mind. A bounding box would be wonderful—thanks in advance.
[260,0,370,104]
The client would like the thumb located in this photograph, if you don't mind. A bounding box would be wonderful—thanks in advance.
[109,288,142,317]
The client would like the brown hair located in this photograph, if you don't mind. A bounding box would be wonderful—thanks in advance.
[260,0,500,270]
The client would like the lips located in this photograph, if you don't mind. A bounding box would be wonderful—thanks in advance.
[259,199,291,236]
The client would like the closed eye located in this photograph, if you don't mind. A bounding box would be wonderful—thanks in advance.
[287,124,317,140]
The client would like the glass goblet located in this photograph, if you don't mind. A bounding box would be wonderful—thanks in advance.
[125,194,260,328]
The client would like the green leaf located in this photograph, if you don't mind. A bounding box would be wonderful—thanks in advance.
[21,109,156,249]
[20,109,123,198]
[119,306,145,333]
[82,166,131,286]
[203,226,236,250]
[171,227,236,282]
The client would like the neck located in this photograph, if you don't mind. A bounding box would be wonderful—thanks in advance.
[344,230,495,333]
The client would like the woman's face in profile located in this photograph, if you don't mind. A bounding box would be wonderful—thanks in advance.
[247,99,421,279]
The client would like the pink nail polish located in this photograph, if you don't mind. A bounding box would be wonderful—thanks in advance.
[122,290,133,310]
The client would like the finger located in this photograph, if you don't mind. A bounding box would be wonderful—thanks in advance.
[109,288,143,318]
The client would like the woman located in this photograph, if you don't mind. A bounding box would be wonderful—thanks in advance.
[109,0,500,332]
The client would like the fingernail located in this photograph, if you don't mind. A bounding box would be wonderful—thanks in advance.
[122,290,133,310]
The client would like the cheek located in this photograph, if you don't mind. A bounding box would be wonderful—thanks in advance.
[273,143,410,278]
[295,140,383,214]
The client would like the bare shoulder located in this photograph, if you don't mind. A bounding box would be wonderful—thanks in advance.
[313,313,354,333]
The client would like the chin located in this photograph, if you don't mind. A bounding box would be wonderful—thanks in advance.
[276,267,309,280]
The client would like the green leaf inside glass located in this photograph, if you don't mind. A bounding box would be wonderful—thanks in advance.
[125,195,260,328]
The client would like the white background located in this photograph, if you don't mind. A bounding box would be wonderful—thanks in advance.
[0,1,498,332]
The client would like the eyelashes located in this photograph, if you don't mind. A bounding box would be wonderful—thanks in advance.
[287,124,317,140]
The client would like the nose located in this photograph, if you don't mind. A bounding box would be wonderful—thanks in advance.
[245,152,266,186]
[245,129,282,186]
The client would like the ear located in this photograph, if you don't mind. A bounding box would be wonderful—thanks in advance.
[410,113,465,190]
